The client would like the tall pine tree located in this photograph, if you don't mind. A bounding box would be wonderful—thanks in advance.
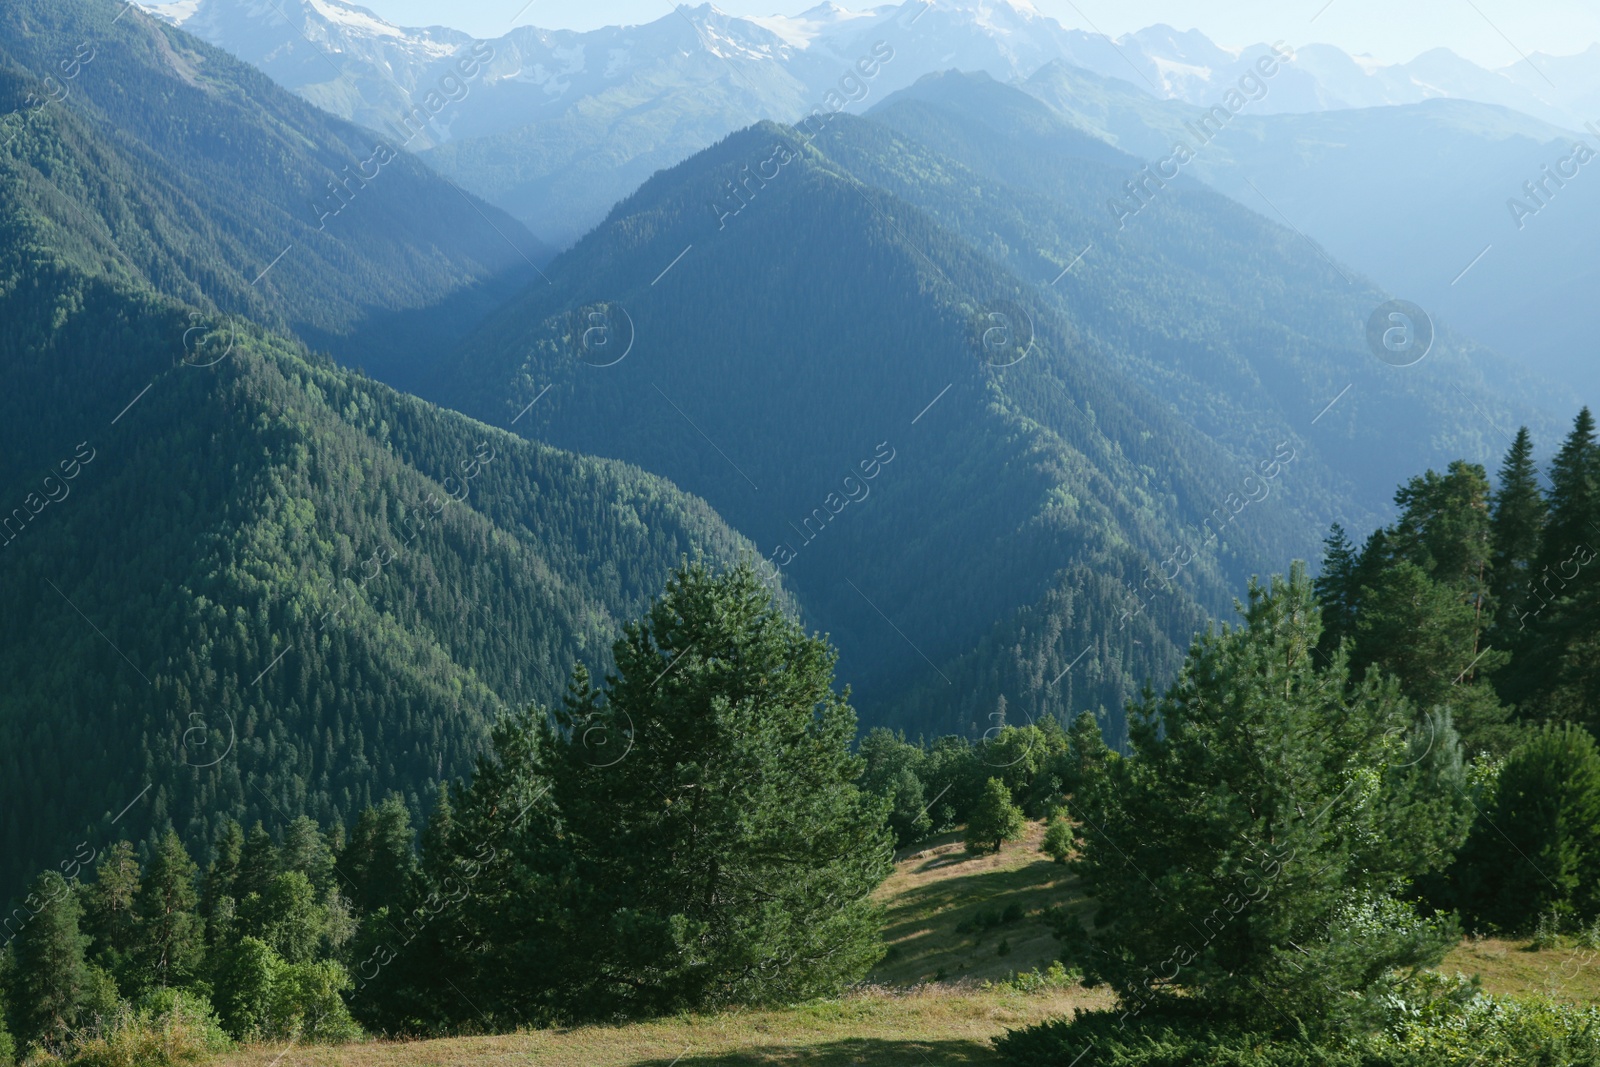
[134,830,204,989]
[10,871,91,1050]
[543,562,893,1018]
[1489,427,1547,636]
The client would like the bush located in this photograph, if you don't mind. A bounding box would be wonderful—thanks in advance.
[207,937,360,1043]
[982,961,1081,995]
[1372,972,1600,1066]
[1040,816,1073,864]
[66,991,229,1067]
[996,1008,1370,1067]
[997,974,1600,1067]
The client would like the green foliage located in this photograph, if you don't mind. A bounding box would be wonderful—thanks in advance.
[1064,565,1468,1035]
[966,779,1025,854]
[10,870,92,1051]
[208,938,276,1042]
[1447,723,1600,932]
[1040,816,1073,864]
[67,990,229,1067]
[132,834,202,991]
[237,872,324,966]
[205,936,358,1044]
[540,562,895,1018]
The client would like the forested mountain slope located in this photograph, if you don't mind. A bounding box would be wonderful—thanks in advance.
[848,72,1563,504]
[429,90,1561,741]
[0,149,767,902]
[0,0,543,390]
[428,121,1305,741]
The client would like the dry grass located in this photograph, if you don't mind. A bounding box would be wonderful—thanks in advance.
[1441,936,1600,1004]
[868,821,1089,987]
[211,985,1104,1066]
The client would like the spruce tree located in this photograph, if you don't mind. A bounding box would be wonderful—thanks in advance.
[134,830,205,989]
[1064,565,1469,1035]
[1537,408,1599,578]
[1489,427,1547,636]
[1312,523,1359,657]
[1505,410,1600,732]
[202,819,244,920]
[10,870,91,1050]
[340,796,419,916]
[84,840,141,984]
[543,562,893,1017]
[235,822,279,904]
[967,777,1025,853]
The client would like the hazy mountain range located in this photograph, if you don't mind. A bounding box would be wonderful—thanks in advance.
[131,0,1600,402]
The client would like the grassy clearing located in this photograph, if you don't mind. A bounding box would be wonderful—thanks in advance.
[211,985,1106,1066]
[1441,936,1600,1003]
[868,821,1087,987]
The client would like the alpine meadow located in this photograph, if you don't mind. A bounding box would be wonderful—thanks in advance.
[3,0,1600,1064]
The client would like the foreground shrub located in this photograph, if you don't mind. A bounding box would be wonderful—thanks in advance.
[66,991,229,1067]
[1373,972,1600,1066]
[208,937,360,1042]
[997,974,1600,1067]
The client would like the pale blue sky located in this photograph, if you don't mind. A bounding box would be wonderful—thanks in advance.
[359,0,1600,67]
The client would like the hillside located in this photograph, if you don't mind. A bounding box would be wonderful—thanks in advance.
[426,118,1269,739]
[0,165,770,899]
[0,0,542,389]
[425,91,1559,738]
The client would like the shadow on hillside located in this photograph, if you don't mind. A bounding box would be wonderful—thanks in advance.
[632,1037,997,1065]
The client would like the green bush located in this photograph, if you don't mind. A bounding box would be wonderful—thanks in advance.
[1373,973,1600,1066]
[997,975,1600,1067]
[207,937,360,1043]
[66,991,229,1067]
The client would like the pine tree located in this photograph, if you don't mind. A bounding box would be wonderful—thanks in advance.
[10,870,91,1050]
[1489,427,1547,636]
[1448,723,1600,931]
[134,830,205,989]
[543,562,894,1018]
[967,777,1025,853]
[84,840,141,984]
[340,796,419,916]
[1064,565,1470,1034]
[235,822,279,904]
[1312,523,1359,658]
[1537,408,1599,578]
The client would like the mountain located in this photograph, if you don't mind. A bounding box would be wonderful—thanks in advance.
[0,0,773,899]
[2,0,546,391]
[135,0,1600,255]
[1021,59,1600,404]
[422,77,1558,743]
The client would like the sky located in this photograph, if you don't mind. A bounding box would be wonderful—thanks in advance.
[357,0,1600,68]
